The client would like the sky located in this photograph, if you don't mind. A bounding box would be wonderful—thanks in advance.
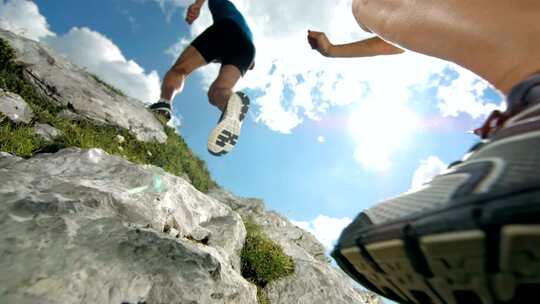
[0,0,505,252]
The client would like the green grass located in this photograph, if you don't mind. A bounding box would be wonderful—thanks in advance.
[0,37,216,193]
[0,39,295,304]
[89,73,126,97]
[241,218,295,303]
[2,36,297,304]
[0,122,45,157]
[256,286,270,304]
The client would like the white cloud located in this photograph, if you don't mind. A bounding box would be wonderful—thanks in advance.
[434,67,505,119]
[0,0,53,41]
[0,0,161,104]
[151,0,191,21]
[165,37,190,60]
[165,0,450,133]
[167,112,183,130]
[44,27,161,103]
[120,9,140,32]
[157,0,504,170]
[3,0,505,171]
[317,136,325,143]
[292,215,352,250]
[410,156,448,190]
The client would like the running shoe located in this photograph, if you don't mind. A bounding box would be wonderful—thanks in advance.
[207,92,250,156]
[148,101,172,120]
[332,74,540,304]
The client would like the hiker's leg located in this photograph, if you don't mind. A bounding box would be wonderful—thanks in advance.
[208,64,242,112]
[161,46,206,101]
[351,0,540,93]
[206,64,249,156]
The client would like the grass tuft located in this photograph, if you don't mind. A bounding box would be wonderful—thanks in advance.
[0,37,216,192]
[241,218,295,303]
[89,73,126,97]
[2,36,297,304]
[0,121,45,157]
[256,286,270,304]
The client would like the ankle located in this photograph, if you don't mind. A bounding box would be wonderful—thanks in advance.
[158,98,171,105]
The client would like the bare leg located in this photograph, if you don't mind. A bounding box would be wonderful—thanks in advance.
[161,46,207,102]
[206,64,248,156]
[351,0,540,93]
[207,65,242,112]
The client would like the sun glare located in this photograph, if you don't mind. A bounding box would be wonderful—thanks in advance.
[349,101,419,171]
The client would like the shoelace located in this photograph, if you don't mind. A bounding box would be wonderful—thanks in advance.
[473,109,512,139]
[450,74,540,168]
[473,73,540,139]
[447,112,509,168]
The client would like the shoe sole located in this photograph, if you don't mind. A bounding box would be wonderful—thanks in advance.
[208,93,250,157]
[150,108,171,120]
[332,186,540,304]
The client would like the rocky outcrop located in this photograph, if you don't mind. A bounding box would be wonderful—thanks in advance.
[33,123,63,141]
[0,147,382,304]
[0,89,34,123]
[209,190,382,304]
[0,149,256,304]
[0,29,382,304]
[0,29,166,143]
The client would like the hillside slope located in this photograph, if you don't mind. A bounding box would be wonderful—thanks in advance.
[0,29,381,304]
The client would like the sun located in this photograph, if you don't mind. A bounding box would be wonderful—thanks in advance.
[348,100,419,171]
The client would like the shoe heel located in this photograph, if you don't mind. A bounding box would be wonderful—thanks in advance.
[236,92,250,122]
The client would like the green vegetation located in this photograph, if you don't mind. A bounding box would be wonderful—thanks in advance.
[241,218,295,303]
[2,37,296,303]
[0,38,216,192]
[256,286,270,304]
[89,73,126,97]
[0,122,45,157]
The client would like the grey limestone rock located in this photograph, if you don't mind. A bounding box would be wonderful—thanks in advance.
[0,28,382,303]
[208,189,383,304]
[33,123,63,141]
[0,89,34,124]
[58,109,85,121]
[0,29,166,143]
[0,148,256,304]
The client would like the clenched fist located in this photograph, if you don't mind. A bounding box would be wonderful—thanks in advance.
[307,30,334,57]
[186,3,202,25]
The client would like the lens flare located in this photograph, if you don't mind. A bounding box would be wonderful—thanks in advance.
[349,100,419,171]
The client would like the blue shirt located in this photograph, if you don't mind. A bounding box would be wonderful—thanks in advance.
[209,0,253,42]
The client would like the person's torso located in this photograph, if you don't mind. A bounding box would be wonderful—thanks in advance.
[209,0,253,42]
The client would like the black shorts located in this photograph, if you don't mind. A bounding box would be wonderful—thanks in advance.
[191,19,255,76]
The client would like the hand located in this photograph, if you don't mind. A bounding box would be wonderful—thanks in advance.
[307,30,334,57]
[186,3,202,25]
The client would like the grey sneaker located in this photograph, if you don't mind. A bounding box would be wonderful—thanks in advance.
[207,92,250,156]
[332,74,540,304]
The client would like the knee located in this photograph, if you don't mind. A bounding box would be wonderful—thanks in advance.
[169,62,192,77]
[351,0,372,32]
[207,86,231,110]
[208,86,224,106]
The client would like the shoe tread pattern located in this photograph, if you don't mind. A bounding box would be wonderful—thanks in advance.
[207,92,249,156]
[335,224,540,304]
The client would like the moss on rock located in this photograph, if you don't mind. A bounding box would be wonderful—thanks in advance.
[241,218,295,303]
[0,37,216,193]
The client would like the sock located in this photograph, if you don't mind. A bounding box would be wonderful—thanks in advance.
[157,98,172,110]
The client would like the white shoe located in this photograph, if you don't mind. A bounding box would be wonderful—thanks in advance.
[207,92,250,156]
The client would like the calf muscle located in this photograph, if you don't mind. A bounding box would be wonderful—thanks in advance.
[352,0,540,93]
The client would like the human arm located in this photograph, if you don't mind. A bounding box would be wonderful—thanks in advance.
[307,30,404,58]
[186,0,206,25]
